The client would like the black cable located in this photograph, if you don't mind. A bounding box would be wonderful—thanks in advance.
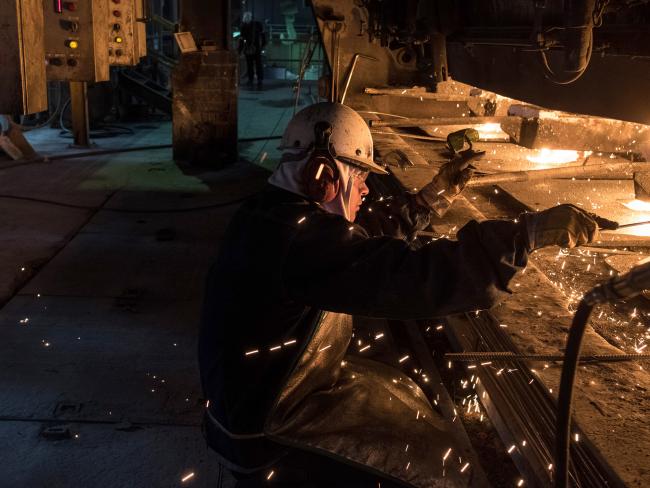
[238,135,282,142]
[16,82,63,132]
[538,28,593,85]
[555,300,595,488]
[0,193,257,213]
[58,99,135,138]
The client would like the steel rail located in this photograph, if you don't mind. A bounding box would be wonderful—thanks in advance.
[445,352,650,363]
[444,312,626,487]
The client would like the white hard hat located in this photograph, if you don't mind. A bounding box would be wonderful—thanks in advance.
[279,102,388,174]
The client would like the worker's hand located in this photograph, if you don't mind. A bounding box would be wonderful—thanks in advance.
[521,204,616,251]
[416,149,482,217]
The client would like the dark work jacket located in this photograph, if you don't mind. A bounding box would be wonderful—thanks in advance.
[198,185,528,460]
[239,21,266,55]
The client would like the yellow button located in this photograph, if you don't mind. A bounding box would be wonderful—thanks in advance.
[115,36,123,43]
[67,40,79,49]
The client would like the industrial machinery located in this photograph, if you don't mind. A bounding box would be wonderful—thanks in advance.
[107,0,148,66]
[42,0,110,82]
[311,0,650,125]
[0,0,48,114]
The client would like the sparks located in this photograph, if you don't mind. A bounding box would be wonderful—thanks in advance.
[283,339,297,346]
[399,355,409,363]
[266,470,275,480]
[181,472,195,483]
[245,349,259,356]
[460,462,470,473]
[443,448,452,462]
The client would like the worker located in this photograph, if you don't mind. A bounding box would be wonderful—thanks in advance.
[199,102,607,487]
[239,11,266,89]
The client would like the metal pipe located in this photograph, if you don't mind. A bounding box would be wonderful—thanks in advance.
[445,352,650,363]
[467,161,650,187]
[369,116,516,128]
[340,53,377,105]
[69,81,91,148]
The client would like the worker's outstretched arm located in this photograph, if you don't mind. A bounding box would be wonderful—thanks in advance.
[284,204,607,319]
[284,211,528,319]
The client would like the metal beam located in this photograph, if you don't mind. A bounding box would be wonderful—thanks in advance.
[69,81,91,148]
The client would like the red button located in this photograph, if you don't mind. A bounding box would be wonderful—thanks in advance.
[113,10,121,16]
[64,2,76,11]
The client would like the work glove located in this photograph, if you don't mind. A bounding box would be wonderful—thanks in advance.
[521,204,619,251]
[416,149,483,217]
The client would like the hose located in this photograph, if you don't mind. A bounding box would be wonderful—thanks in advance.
[555,300,595,488]
[556,259,650,487]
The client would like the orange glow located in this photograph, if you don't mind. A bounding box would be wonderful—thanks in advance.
[526,148,591,165]
[619,200,650,236]
[623,199,650,212]
[474,123,508,141]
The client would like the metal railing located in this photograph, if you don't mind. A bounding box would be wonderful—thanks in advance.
[265,23,318,42]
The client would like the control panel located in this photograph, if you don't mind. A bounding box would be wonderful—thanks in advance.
[43,0,110,81]
[107,0,138,65]
[1,0,48,114]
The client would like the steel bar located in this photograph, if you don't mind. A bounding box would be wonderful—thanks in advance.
[369,116,515,128]
[370,130,446,142]
[468,161,650,187]
[445,352,650,363]
[445,312,625,487]
[617,220,650,229]
[340,53,377,105]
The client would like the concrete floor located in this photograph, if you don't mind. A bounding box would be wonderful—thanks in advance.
[0,82,306,487]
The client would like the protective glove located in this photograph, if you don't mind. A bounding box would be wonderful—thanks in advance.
[521,204,619,251]
[416,149,483,217]
[446,128,480,155]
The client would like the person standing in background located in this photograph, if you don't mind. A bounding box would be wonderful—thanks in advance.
[239,11,267,89]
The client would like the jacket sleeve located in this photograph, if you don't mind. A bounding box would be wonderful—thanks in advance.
[355,193,432,240]
[283,212,529,319]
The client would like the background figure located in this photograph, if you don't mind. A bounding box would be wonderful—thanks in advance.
[239,12,267,89]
